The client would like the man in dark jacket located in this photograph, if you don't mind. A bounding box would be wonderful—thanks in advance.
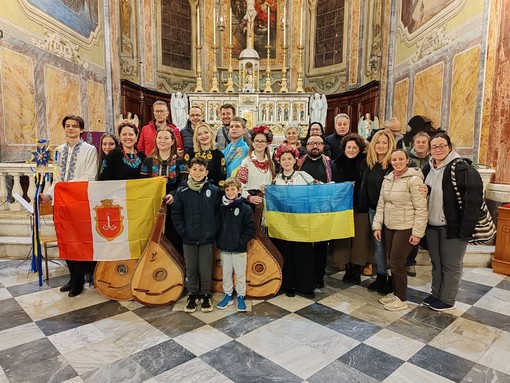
[325,113,351,160]
[216,177,255,312]
[180,106,204,155]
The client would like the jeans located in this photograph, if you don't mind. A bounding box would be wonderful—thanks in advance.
[369,207,387,275]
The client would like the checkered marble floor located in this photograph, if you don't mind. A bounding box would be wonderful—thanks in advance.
[1,259,509,383]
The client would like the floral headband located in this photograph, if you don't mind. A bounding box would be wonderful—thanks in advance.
[250,125,273,144]
[273,143,299,163]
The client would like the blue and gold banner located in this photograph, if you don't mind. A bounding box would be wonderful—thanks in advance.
[265,183,355,242]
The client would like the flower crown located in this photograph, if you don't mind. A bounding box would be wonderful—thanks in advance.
[273,143,300,163]
[250,125,273,144]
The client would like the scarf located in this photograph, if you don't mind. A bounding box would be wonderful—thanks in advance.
[187,177,207,192]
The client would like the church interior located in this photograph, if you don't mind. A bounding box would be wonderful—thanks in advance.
[1,1,510,382]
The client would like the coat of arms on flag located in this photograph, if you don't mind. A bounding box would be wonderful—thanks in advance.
[53,177,166,261]
[94,199,124,241]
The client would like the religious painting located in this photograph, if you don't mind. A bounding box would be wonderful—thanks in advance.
[26,0,99,38]
[120,0,136,57]
[259,101,275,123]
[207,101,221,123]
[276,101,290,124]
[231,0,278,58]
[401,0,456,34]
[292,102,307,125]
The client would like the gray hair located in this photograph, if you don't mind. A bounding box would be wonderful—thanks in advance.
[285,123,301,135]
[152,100,168,110]
[334,113,350,124]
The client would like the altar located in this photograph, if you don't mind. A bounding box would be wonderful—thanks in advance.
[187,92,312,139]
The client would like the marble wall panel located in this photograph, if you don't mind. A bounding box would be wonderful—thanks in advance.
[87,81,106,132]
[0,49,37,145]
[488,0,510,183]
[449,46,479,148]
[348,0,360,85]
[110,0,121,122]
[143,0,155,85]
[480,0,500,164]
[44,65,81,144]
[393,78,409,128]
[412,63,444,129]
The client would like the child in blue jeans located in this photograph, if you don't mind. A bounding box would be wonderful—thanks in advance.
[172,157,220,313]
[216,177,255,311]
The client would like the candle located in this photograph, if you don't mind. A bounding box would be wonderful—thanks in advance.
[197,7,200,45]
[229,7,232,45]
[267,6,270,45]
[213,5,217,45]
[282,16,286,46]
[300,3,304,46]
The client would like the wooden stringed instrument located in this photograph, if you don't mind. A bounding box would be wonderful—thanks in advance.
[212,200,283,300]
[95,258,139,301]
[130,202,185,306]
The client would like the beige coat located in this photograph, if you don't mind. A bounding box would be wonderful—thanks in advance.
[372,167,428,238]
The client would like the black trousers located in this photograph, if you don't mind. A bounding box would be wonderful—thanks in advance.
[273,238,315,293]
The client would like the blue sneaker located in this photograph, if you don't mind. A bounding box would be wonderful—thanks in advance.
[217,294,233,309]
[237,296,247,312]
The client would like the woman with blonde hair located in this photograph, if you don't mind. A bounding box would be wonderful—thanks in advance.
[362,130,396,294]
[185,122,226,187]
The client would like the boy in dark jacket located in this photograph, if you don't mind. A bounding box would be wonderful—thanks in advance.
[172,157,220,313]
[216,178,256,312]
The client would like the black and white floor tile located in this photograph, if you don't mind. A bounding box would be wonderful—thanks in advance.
[0,259,509,383]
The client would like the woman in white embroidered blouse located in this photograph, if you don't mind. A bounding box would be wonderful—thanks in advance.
[236,126,276,205]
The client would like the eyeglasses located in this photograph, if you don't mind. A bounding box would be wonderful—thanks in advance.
[430,144,449,151]
[153,109,167,114]
[307,142,324,146]
[253,140,267,144]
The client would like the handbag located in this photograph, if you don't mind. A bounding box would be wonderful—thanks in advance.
[450,159,496,245]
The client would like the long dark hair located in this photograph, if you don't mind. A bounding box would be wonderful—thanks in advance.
[303,122,325,143]
[97,133,119,179]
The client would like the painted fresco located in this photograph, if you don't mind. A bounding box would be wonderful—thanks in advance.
[401,0,455,34]
[27,0,99,37]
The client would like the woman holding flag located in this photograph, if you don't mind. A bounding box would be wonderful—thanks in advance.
[140,126,188,253]
[272,143,316,298]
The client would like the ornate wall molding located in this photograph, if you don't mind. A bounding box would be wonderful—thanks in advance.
[411,26,450,63]
[31,30,89,68]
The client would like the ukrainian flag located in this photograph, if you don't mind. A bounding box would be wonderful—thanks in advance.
[265,182,355,242]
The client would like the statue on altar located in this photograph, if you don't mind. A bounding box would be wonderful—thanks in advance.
[170,92,188,129]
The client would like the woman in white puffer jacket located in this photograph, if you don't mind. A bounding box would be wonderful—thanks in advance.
[372,149,428,311]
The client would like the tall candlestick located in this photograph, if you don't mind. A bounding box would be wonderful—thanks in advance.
[213,5,217,45]
[299,2,304,46]
[282,16,286,46]
[229,7,232,45]
[197,7,200,45]
[267,6,270,45]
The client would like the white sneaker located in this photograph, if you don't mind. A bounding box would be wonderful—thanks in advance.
[384,296,408,311]
[378,293,396,305]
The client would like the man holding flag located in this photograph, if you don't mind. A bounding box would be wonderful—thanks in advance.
[40,115,98,297]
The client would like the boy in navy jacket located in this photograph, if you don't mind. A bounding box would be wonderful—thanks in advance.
[172,157,220,312]
[216,177,255,311]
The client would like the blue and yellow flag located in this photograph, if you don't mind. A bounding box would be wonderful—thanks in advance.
[265,183,355,242]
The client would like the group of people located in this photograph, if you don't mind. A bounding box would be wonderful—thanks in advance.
[42,102,485,316]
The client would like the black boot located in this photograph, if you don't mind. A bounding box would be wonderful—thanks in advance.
[367,273,386,291]
[352,264,362,285]
[378,275,393,295]
[342,263,353,283]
